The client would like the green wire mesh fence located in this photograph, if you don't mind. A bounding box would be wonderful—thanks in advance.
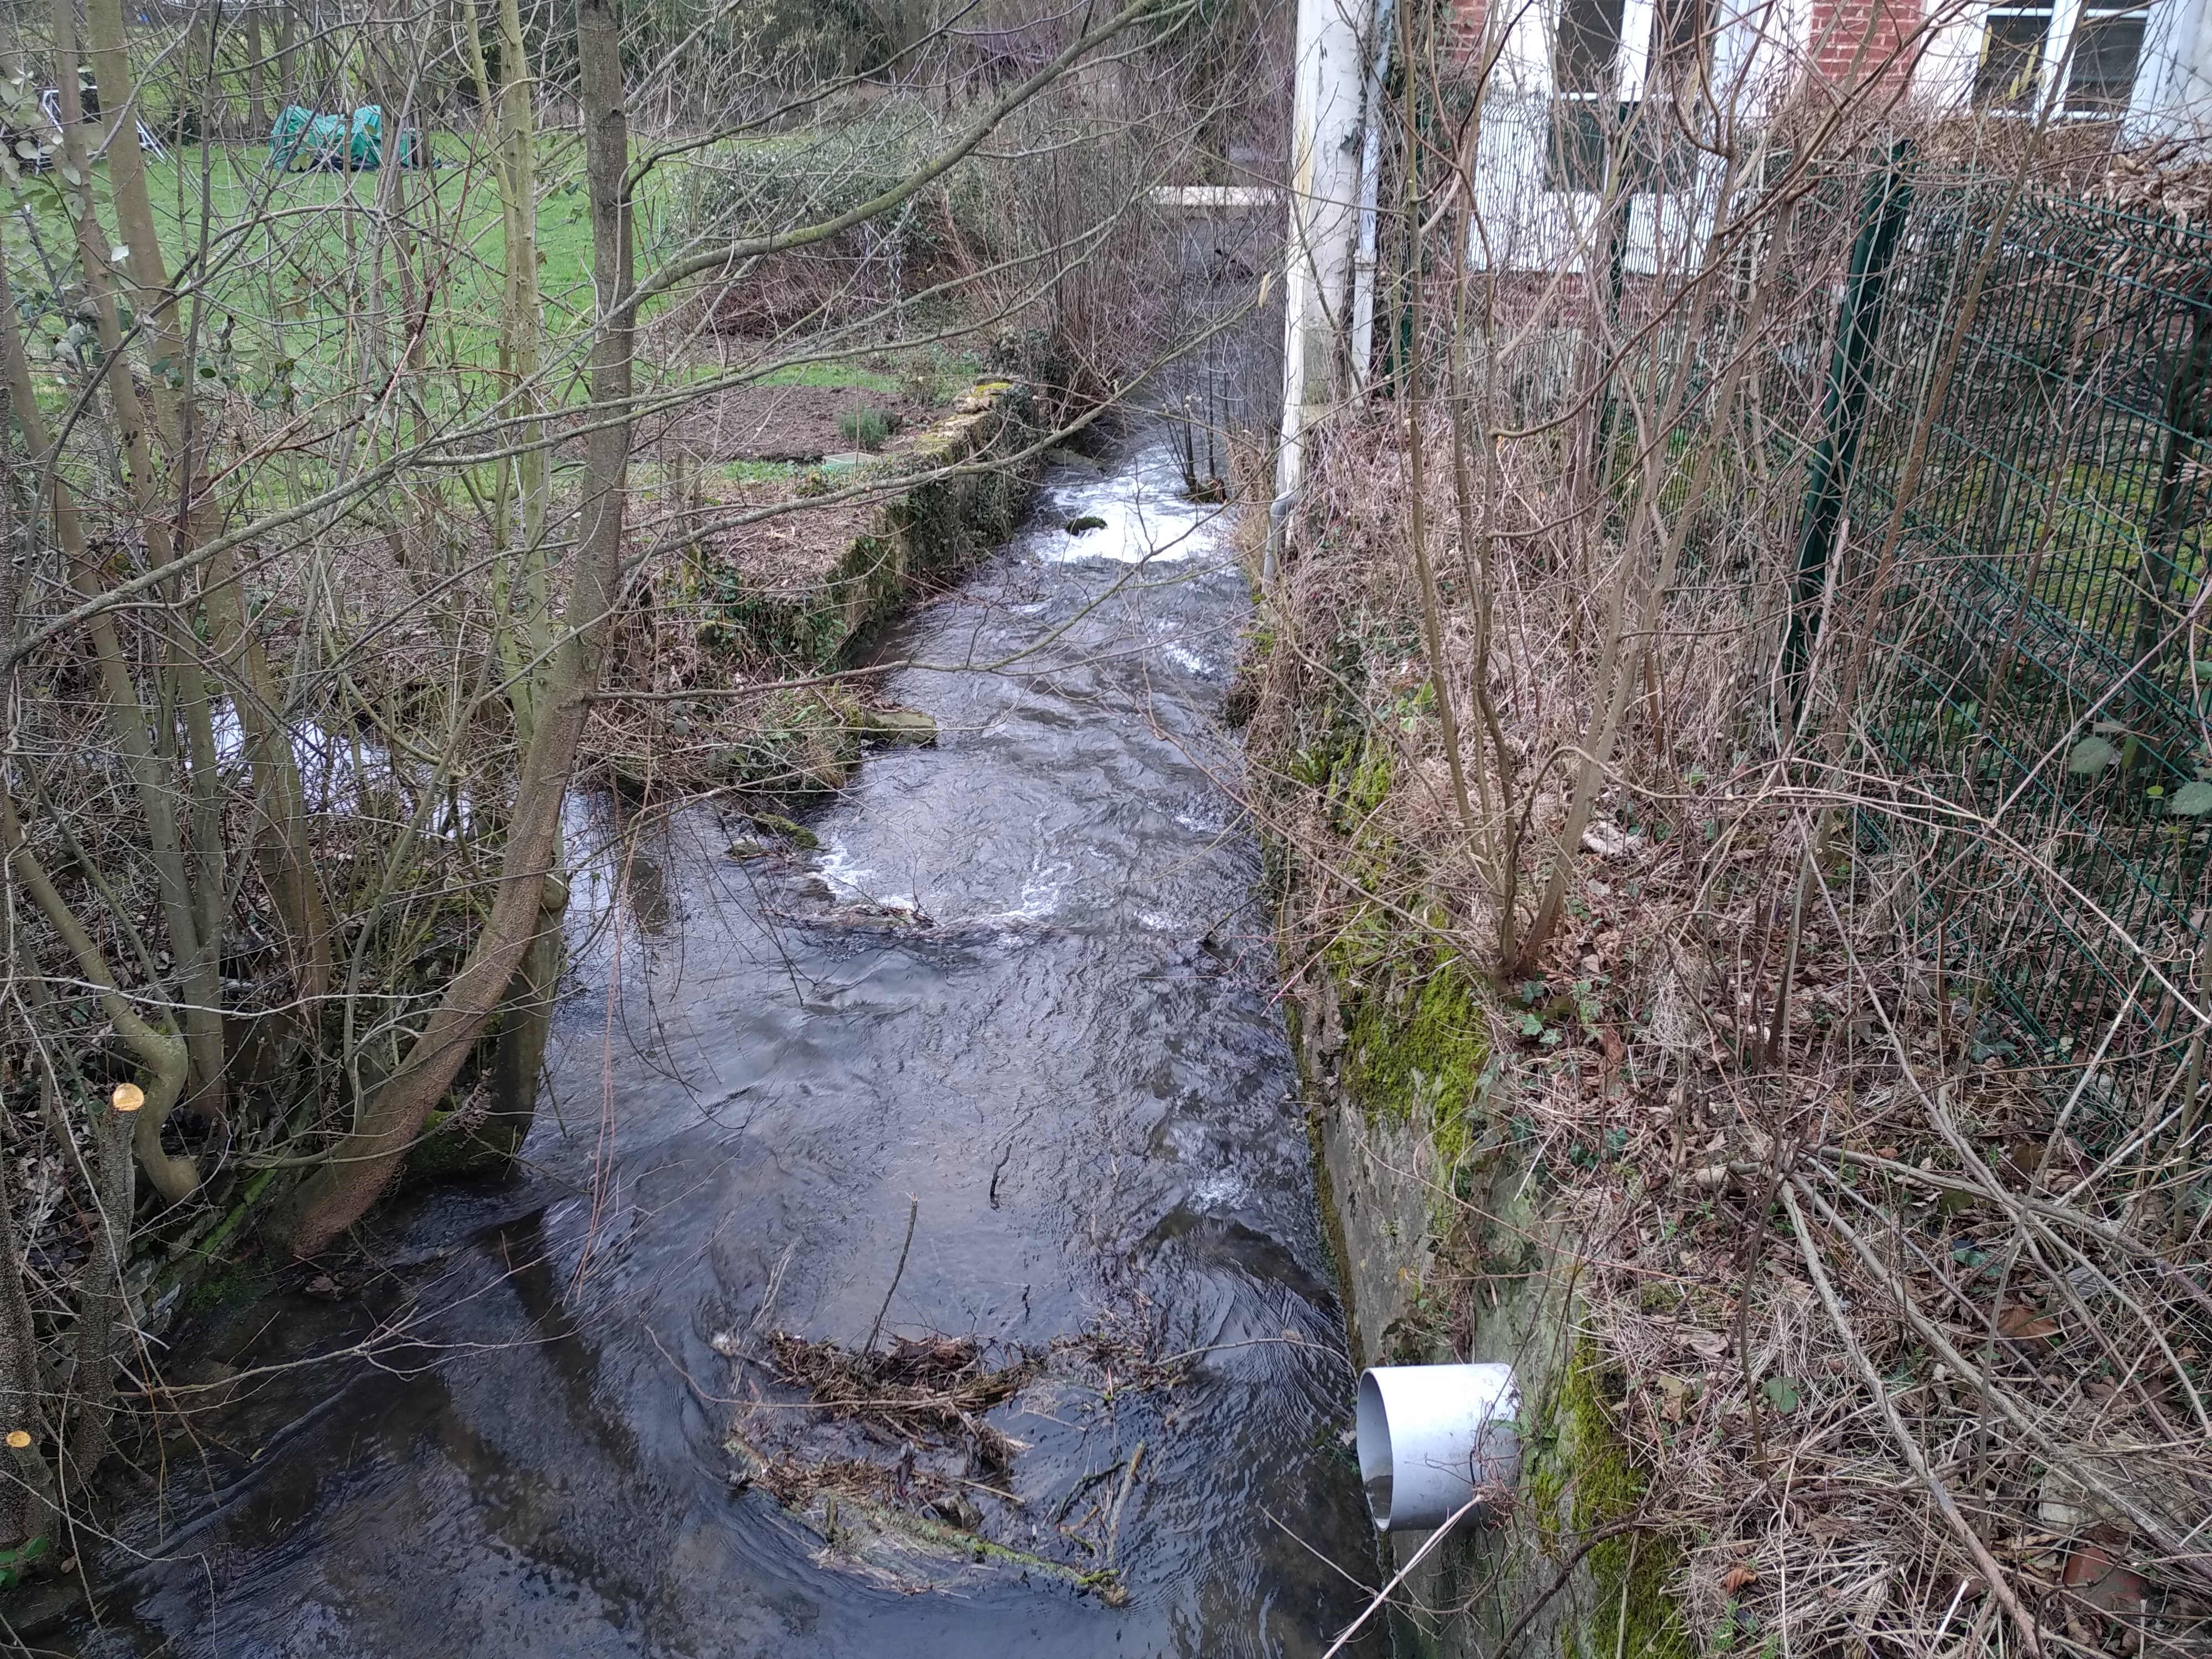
[1830,175,2212,1115]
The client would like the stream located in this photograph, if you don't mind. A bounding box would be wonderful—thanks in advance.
[63,429,1385,1657]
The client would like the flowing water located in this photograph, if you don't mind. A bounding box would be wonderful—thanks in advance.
[64,431,1384,1657]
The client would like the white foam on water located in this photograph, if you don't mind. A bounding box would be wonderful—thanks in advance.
[1188,1168,1251,1211]
[1029,456,1222,567]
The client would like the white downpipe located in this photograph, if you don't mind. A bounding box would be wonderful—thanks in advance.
[1347,0,1399,392]
[1272,0,1374,574]
[1357,1363,1520,1532]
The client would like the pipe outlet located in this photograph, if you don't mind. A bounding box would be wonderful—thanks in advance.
[1356,1363,1519,1533]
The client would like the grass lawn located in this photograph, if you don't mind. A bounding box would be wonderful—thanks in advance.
[133,137,603,411]
[6,131,985,513]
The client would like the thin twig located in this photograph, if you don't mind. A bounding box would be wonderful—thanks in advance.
[1780,1182,2044,1658]
[865,1196,919,1355]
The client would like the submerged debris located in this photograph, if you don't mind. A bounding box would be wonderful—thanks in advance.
[714,1323,1186,1601]
[764,1332,1034,1470]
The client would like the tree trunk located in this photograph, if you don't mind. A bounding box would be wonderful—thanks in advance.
[86,0,335,1016]
[45,0,232,1133]
[0,794,198,1203]
[276,2,295,106]
[458,0,551,740]
[1,260,208,1204]
[0,1117,59,1556]
[276,0,634,1257]
[246,6,267,133]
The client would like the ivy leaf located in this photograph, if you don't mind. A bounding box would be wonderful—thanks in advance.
[2067,736,2119,776]
[2169,781,2212,816]
[1760,1375,1801,1414]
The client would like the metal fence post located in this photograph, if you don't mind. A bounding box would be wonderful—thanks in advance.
[1780,142,1916,722]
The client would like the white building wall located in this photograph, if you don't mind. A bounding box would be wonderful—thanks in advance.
[2130,0,2212,142]
[1466,0,1796,276]
[1468,0,2211,281]
[1278,0,1375,503]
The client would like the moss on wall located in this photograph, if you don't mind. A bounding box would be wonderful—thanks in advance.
[1313,723,1490,1193]
[1342,959,1487,1170]
[698,381,1042,671]
[1525,1340,1694,1659]
[1264,662,1692,1658]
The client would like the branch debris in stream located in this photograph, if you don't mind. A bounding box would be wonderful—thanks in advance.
[711,1324,1193,1602]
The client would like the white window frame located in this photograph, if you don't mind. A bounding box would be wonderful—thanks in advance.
[1945,0,2159,113]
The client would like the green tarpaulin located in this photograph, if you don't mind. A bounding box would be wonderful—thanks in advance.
[267,104,425,171]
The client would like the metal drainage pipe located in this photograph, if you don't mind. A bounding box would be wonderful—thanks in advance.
[1355,1363,1520,1533]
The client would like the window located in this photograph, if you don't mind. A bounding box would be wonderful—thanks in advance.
[2064,1,2148,111]
[1649,0,1712,92]
[1975,6,2051,107]
[1550,0,1625,189]
[1556,0,1626,92]
[1971,0,2150,113]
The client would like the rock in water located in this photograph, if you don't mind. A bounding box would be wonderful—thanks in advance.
[925,1491,983,1532]
[1065,515,1107,535]
[750,813,820,851]
[860,706,938,745]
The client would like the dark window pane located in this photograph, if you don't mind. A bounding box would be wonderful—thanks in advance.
[1543,100,1700,195]
[1650,0,1709,88]
[1557,0,1626,93]
[1546,100,1609,190]
[2064,11,2145,111]
[1975,11,2051,108]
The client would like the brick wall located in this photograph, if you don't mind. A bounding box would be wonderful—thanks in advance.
[1807,0,1928,84]
[1445,0,1490,59]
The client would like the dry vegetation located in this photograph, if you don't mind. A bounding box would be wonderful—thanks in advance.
[1243,9,2211,1655]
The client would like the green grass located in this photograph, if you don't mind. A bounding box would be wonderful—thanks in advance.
[837,405,892,451]
[718,460,804,484]
[755,360,902,394]
[133,140,604,406]
[2,132,993,534]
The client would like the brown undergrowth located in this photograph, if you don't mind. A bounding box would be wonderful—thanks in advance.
[1245,383,2211,1656]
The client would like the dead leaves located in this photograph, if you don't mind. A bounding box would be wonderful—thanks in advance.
[1995,1303,2062,1343]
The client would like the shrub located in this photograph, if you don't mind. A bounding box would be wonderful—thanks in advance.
[838,405,891,451]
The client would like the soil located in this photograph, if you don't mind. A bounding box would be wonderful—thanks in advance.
[700,492,874,592]
[667,383,918,463]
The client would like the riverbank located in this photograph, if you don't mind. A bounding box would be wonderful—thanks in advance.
[1244,575,1689,1659]
[583,379,1050,798]
[1243,383,2211,1657]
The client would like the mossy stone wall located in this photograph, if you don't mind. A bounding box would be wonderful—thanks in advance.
[1278,716,1692,1659]
[703,381,1042,667]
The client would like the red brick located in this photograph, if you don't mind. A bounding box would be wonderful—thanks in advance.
[1808,0,1926,84]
